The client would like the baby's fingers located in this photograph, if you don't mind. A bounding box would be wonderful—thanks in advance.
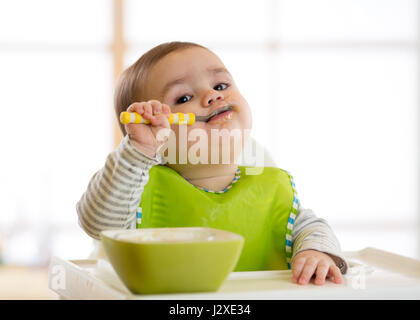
[143,102,153,118]
[148,101,170,128]
[314,261,330,285]
[297,258,318,285]
[127,102,146,115]
[291,257,306,283]
[149,100,163,115]
[162,103,171,117]
[328,265,343,284]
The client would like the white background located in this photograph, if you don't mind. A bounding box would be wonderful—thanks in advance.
[0,0,418,265]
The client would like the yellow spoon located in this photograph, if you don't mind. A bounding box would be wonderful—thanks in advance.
[120,106,233,125]
[120,111,196,125]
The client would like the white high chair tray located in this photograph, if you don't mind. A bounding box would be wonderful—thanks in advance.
[48,247,420,300]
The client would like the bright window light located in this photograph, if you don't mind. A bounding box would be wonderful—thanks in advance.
[0,0,418,265]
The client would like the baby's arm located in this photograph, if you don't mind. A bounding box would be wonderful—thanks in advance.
[77,100,171,240]
[76,135,162,240]
[291,207,348,285]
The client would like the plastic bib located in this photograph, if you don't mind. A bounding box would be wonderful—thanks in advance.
[138,165,297,271]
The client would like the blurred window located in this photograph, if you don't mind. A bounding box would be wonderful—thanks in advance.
[0,0,418,265]
[125,0,419,258]
[0,0,113,265]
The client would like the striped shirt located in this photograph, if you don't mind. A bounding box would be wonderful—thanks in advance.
[76,135,348,274]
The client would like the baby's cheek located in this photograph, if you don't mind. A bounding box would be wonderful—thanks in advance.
[239,100,252,128]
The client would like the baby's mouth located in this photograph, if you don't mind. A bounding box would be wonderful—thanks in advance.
[196,105,234,123]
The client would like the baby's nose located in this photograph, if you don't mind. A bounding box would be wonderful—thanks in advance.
[203,90,224,106]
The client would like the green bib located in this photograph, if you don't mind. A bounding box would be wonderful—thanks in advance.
[137,165,299,271]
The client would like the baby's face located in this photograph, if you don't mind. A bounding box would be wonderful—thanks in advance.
[145,47,252,135]
[144,47,252,166]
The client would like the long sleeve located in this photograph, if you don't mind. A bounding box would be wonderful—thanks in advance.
[76,135,163,240]
[291,206,348,274]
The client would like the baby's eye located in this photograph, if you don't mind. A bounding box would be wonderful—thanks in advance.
[214,83,229,91]
[176,95,192,104]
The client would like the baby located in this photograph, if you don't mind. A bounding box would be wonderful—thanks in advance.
[77,41,348,286]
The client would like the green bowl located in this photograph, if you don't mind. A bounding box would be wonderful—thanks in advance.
[100,227,244,295]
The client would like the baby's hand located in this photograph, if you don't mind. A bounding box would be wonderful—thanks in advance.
[125,100,172,158]
[291,250,343,286]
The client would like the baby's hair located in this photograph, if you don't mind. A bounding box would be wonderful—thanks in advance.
[114,41,207,135]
